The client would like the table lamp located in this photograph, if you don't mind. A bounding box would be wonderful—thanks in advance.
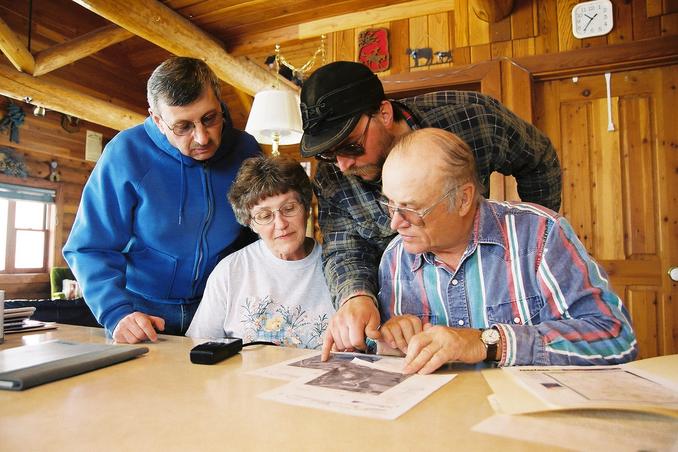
[245,89,303,156]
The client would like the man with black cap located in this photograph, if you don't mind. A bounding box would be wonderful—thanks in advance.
[299,60,561,360]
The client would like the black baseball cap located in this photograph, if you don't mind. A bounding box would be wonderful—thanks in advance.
[300,61,385,157]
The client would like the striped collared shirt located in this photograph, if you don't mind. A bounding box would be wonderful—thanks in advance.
[377,200,638,366]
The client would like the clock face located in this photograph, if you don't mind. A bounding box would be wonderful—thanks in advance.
[572,0,614,39]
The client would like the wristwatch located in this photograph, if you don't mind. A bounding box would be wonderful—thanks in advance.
[480,327,500,362]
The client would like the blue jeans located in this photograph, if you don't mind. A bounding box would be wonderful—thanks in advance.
[131,298,200,336]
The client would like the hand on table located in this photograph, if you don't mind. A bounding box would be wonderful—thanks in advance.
[321,295,381,361]
[403,325,486,374]
[112,311,165,343]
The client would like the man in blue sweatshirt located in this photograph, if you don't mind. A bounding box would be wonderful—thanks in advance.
[64,57,261,343]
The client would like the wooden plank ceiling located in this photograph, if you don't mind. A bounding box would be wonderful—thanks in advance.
[0,0,415,131]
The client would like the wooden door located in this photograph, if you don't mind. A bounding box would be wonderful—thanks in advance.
[535,65,678,359]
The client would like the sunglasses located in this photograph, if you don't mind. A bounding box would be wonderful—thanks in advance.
[315,115,372,163]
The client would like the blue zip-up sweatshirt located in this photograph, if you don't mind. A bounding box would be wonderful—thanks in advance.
[63,112,261,333]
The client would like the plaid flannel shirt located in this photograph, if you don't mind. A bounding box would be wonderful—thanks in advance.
[315,91,562,307]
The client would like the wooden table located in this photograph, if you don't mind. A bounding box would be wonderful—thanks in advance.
[0,325,576,451]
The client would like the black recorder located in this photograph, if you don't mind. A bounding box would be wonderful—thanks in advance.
[190,338,243,365]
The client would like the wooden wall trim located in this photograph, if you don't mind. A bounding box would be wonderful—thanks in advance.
[0,173,60,191]
[382,60,502,96]
[514,35,678,80]
[0,273,50,284]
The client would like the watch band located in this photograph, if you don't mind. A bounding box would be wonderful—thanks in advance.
[484,342,498,363]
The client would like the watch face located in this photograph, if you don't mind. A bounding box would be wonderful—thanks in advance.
[572,0,613,39]
[481,328,500,345]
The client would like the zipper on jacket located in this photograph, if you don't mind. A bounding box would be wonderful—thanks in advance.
[192,162,214,291]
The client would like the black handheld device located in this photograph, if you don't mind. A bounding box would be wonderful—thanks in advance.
[190,338,243,365]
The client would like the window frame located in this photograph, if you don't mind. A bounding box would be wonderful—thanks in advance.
[0,174,61,277]
[1,198,52,274]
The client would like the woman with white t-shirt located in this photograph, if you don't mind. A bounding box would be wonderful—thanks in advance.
[187,156,334,349]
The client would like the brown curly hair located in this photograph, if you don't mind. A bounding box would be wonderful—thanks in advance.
[228,156,313,226]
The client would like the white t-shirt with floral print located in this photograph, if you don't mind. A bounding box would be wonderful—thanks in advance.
[186,239,334,349]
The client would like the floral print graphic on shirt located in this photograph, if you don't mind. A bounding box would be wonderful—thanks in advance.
[240,295,328,349]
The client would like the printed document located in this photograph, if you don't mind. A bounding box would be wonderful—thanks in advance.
[482,355,678,417]
[249,352,455,420]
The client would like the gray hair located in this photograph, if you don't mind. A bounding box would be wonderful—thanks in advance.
[146,57,221,111]
[389,128,484,207]
[228,156,313,226]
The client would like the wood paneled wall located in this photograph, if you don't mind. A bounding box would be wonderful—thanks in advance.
[252,0,677,78]
[0,96,116,299]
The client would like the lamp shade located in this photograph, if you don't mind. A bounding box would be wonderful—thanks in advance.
[245,89,303,146]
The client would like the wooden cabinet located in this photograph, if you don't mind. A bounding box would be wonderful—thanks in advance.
[535,65,678,359]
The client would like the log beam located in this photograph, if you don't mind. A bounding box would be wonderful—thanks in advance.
[33,25,134,76]
[72,0,293,96]
[0,63,145,131]
[0,16,35,73]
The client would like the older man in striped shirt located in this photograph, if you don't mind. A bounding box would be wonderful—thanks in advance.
[377,128,637,374]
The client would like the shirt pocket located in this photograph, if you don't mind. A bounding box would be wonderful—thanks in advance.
[126,246,178,299]
[486,295,544,326]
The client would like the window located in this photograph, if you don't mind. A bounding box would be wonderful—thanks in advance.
[0,183,56,274]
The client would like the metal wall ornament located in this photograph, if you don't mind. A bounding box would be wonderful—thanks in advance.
[406,48,453,67]
[358,28,390,72]
[49,159,61,182]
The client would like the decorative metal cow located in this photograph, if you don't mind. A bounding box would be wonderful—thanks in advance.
[405,47,433,67]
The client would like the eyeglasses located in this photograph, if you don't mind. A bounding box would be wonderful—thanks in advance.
[250,201,304,225]
[158,111,224,136]
[379,187,459,226]
[315,115,372,163]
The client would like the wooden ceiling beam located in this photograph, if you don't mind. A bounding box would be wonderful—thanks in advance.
[0,16,35,73]
[72,0,294,96]
[33,25,134,77]
[0,63,145,131]
[228,0,453,55]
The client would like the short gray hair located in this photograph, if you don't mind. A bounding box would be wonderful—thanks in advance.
[228,156,313,226]
[389,128,484,206]
[146,57,221,111]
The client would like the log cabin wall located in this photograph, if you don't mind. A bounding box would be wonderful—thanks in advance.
[0,95,117,299]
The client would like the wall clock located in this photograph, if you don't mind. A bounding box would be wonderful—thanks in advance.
[571,0,613,39]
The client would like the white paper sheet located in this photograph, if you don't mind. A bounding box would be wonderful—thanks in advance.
[503,365,678,410]
[473,412,678,451]
[249,351,455,420]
